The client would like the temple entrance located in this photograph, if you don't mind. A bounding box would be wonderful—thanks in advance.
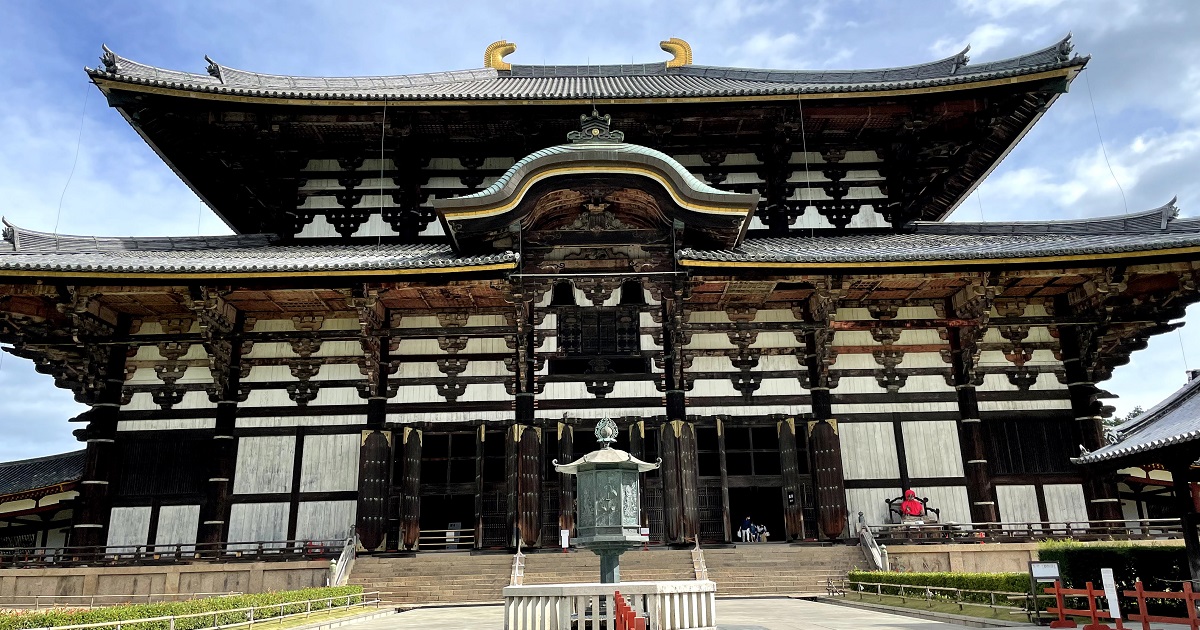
[728,485,785,543]
[418,431,478,550]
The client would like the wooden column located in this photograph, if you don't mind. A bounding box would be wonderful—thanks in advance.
[1169,460,1200,584]
[557,423,575,537]
[198,316,245,547]
[1059,324,1123,521]
[717,417,732,544]
[399,427,421,550]
[804,327,847,540]
[507,424,542,548]
[658,421,681,543]
[678,421,700,541]
[71,341,129,548]
[355,325,392,552]
[777,416,806,541]
[946,326,999,523]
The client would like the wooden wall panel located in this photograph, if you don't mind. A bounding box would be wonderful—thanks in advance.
[838,422,900,480]
[902,421,965,478]
[295,500,357,542]
[154,505,199,549]
[106,506,151,549]
[1044,484,1089,524]
[233,436,296,495]
[299,434,359,493]
[228,502,289,548]
[996,485,1040,526]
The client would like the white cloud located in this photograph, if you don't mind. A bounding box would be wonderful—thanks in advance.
[956,0,1068,19]
[930,22,1018,58]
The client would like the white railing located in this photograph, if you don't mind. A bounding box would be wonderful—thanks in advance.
[502,581,717,630]
[11,591,381,630]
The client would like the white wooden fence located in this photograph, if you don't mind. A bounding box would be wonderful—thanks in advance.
[502,580,717,630]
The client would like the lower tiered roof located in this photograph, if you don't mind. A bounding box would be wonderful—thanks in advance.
[2,201,1195,278]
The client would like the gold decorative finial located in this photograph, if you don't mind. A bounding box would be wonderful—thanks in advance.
[660,37,692,68]
[484,40,517,71]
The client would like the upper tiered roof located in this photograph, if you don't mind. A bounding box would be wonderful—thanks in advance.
[88,37,1084,103]
[82,37,1090,235]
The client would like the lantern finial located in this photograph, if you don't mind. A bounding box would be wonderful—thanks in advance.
[594,417,618,448]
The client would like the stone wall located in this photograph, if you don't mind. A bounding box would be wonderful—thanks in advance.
[883,539,1185,574]
[0,560,331,605]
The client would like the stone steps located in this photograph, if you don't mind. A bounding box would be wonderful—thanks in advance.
[350,544,862,605]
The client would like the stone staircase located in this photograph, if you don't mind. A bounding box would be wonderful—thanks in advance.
[351,544,862,605]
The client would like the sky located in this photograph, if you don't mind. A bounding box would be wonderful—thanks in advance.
[0,0,1198,461]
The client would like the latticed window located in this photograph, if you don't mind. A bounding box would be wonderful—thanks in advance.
[549,280,646,375]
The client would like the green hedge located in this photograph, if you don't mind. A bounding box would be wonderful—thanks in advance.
[1037,541,1187,616]
[848,570,1029,604]
[0,586,363,630]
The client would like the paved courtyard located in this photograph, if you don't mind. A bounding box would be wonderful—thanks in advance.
[362,598,996,629]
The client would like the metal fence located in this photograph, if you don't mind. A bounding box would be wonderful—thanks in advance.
[869,517,1182,544]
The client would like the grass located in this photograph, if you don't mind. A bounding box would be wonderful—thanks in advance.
[838,590,1036,623]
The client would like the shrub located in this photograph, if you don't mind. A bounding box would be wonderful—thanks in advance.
[847,570,1029,604]
[0,586,363,630]
[1037,541,1187,617]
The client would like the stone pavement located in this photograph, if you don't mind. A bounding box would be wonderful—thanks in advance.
[355,598,999,629]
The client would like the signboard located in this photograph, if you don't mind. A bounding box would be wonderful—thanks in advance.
[1028,560,1061,625]
[1030,561,1061,581]
[1101,568,1121,619]
[787,491,796,506]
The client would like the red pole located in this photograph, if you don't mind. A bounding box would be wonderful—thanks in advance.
[1135,581,1149,630]
[1185,582,1198,630]
[1050,581,1078,628]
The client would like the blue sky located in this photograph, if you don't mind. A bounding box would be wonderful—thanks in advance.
[1,1,1198,460]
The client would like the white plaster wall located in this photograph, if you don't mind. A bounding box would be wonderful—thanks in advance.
[295,500,357,542]
[1044,484,1089,524]
[996,484,1040,526]
[107,506,151,550]
[154,504,200,550]
[847,487,901,527]
[227,503,289,548]
[839,422,900,480]
[233,436,296,495]
[911,485,971,524]
[236,415,365,428]
[902,421,965,478]
[299,434,359,493]
[118,419,217,431]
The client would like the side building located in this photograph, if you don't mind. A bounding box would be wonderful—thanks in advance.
[0,37,1196,553]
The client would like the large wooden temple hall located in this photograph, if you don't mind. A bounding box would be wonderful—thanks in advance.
[2,36,1199,554]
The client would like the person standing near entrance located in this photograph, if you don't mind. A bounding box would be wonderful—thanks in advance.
[738,516,752,542]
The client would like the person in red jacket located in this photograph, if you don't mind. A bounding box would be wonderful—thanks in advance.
[900,489,924,518]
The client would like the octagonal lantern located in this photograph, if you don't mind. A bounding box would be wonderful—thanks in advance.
[554,418,659,583]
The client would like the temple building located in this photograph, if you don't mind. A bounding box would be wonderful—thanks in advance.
[2,36,1199,554]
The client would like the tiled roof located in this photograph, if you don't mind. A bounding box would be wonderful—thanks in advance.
[87,37,1085,101]
[679,201,1200,265]
[0,223,518,274]
[1074,377,1200,466]
[0,450,85,498]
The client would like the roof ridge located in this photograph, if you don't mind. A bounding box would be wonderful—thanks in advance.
[912,198,1181,234]
[2,221,276,253]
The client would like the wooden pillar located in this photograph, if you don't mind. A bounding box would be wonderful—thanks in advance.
[355,329,391,552]
[71,341,129,548]
[507,425,542,548]
[1169,460,1200,584]
[805,328,847,540]
[198,318,245,547]
[679,420,700,541]
[777,416,806,541]
[399,427,421,550]
[1059,324,1122,521]
[658,421,682,543]
[557,423,575,537]
[717,417,732,544]
[946,326,999,523]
